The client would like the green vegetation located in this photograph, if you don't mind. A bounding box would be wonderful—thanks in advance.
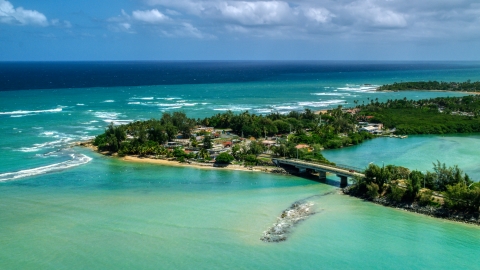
[350,161,479,214]
[378,80,480,92]
[358,95,480,134]
[92,106,375,166]
[215,152,234,164]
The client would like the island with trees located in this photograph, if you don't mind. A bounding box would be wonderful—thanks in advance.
[377,80,480,92]
[86,94,480,224]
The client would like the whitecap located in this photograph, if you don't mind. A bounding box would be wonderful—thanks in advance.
[254,109,273,114]
[273,105,302,111]
[102,120,133,125]
[103,100,115,103]
[213,106,253,112]
[0,107,63,115]
[93,112,121,120]
[0,154,92,182]
[161,106,182,111]
[130,97,154,100]
[311,93,349,96]
[77,104,85,106]
[17,138,75,152]
[298,100,347,107]
[157,97,181,100]
[337,84,379,93]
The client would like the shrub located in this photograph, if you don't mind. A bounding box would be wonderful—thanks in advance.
[388,184,405,203]
[418,190,433,206]
[244,154,258,166]
[366,183,379,200]
[215,152,234,164]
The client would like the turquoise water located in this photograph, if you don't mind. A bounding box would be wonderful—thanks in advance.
[1,62,479,269]
[323,134,480,177]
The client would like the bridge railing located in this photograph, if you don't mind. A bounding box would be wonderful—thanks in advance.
[276,158,365,174]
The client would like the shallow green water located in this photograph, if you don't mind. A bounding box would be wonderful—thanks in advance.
[1,62,480,269]
[1,151,479,269]
[323,134,480,177]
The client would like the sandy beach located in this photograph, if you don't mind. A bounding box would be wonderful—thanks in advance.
[122,155,284,174]
[76,141,288,175]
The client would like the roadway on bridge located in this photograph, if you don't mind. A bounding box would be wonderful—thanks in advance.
[273,158,365,178]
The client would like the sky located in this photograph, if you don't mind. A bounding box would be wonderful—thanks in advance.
[1,0,480,61]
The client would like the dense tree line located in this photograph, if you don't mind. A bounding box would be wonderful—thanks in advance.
[358,95,480,134]
[93,111,195,155]
[94,106,371,157]
[350,162,479,213]
[378,80,480,92]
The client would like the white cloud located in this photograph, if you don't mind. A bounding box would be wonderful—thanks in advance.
[216,1,293,25]
[137,0,480,42]
[346,0,407,28]
[108,8,214,38]
[132,9,170,23]
[158,22,215,39]
[51,19,72,28]
[0,0,48,26]
[303,7,334,24]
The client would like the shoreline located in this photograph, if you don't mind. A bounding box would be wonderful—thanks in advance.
[76,141,291,175]
[122,155,288,174]
[376,89,480,95]
[342,186,480,227]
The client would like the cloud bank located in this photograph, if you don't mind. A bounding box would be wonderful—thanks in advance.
[0,0,48,26]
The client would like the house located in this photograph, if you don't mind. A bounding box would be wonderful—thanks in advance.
[262,140,276,147]
[359,124,384,134]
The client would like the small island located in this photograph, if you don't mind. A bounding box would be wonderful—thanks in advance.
[85,94,480,225]
[377,80,480,92]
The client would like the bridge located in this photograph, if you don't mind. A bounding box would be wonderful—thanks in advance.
[272,158,365,187]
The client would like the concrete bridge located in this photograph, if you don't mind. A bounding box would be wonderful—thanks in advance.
[272,158,365,187]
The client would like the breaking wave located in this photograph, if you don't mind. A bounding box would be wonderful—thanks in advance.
[0,108,63,116]
[0,154,92,182]
[337,84,379,93]
[298,100,347,107]
[311,93,349,96]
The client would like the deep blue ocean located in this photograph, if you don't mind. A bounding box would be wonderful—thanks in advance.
[1,61,479,269]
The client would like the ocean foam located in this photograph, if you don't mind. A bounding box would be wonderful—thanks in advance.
[213,106,253,112]
[337,84,379,93]
[131,97,154,100]
[161,106,182,111]
[17,137,75,152]
[103,100,115,103]
[298,100,346,107]
[93,112,121,119]
[254,108,274,114]
[157,97,181,100]
[102,120,133,125]
[157,103,197,107]
[0,154,92,182]
[311,93,349,96]
[0,108,63,115]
